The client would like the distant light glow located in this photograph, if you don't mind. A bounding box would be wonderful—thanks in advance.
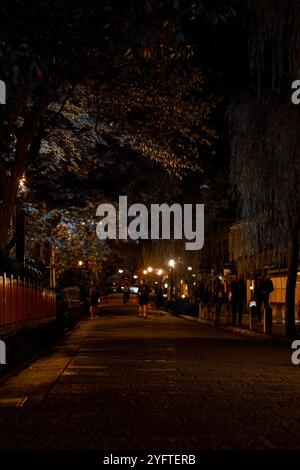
[18,175,27,191]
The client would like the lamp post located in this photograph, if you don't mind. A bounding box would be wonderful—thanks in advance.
[187,266,192,297]
[168,259,175,299]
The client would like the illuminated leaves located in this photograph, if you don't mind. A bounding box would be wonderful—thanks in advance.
[96,71,217,174]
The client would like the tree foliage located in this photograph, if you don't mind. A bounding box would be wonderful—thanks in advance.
[229,96,300,260]
[228,0,300,336]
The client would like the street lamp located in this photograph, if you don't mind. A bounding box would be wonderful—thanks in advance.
[157,269,163,276]
[78,260,83,267]
[118,269,124,274]
[187,266,193,297]
[143,269,148,275]
[147,267,153,273]
[168,259,175,299]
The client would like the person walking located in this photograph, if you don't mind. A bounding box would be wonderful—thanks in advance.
[89,285,100,320]
[137,278,150,318]
[123,283,130,305]
[230,274,246,326]
[214,277,225,324]
[255,270,274,324]
[154,284,163,309]
[230,275,239,326]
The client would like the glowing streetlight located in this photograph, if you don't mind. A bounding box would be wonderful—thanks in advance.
[187,266,192,271]
[133,275,138,279]
[168,259,175,299]
[118,269,124,274]
[147,267,153,273]
[157,269,163,276]
[78,260,83,267]
[143,269,148,275]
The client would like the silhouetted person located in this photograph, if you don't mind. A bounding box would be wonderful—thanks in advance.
[230,274,246,326]
[255,270,274,324]
[214,277,225,323]
[89,286,99,319]
[154,285,163,309]
[123,283,130,305]
[137,278,150,318]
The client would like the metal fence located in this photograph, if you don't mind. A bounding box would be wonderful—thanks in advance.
[0,273,56,328]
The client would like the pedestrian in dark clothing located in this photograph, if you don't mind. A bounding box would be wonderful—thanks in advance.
[123,283,130,305]
[154,285,163,309]
[214,277,225,323]
[89,286,100,319]
[230,274,246,326]
[255,270,274,323]
[137,279,150,318]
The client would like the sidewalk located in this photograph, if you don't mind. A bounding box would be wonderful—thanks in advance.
[0,306,85,379]
[168,306,295,343]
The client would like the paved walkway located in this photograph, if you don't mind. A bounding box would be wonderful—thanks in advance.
[0,295,299,456]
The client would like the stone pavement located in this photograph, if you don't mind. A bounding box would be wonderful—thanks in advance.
[0,295,299,456]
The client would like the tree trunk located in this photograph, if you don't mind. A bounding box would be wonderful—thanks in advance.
[0,133,33,252]
[0,95,49,256]
[285,224,300,338]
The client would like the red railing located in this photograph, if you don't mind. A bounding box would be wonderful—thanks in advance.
[0,273,56,328]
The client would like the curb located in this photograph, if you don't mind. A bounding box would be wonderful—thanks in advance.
[167,311,292,344]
